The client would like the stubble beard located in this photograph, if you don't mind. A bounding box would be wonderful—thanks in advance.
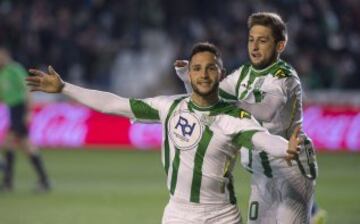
[251,49,278,70]
[191,81,219,97]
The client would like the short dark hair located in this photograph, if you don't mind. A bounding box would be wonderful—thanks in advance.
[248,12,287,43]
[189,42,223,67]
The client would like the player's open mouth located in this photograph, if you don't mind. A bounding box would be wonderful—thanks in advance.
[198,81,211,86]
[251,53,261,59]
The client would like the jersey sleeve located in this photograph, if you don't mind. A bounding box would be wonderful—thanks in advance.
[230,115,266,148]
[129,95,179,122]
[284,73,302,102]
[62,82,175,122]
[251,132,288,157]
[261,67,299,101]
[219,67,242,101]
[231,116,288,157]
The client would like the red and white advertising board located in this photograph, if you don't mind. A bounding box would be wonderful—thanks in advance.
[0,103,359,151]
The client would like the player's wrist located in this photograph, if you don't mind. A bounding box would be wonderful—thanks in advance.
[175,66,189,82]
[58,81,65,93]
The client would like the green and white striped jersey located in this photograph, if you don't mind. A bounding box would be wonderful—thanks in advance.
[130,96,279,204]
[220,59,317,179]
[62,83,290,204]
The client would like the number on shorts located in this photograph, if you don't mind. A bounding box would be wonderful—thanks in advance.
[249,201,259,220]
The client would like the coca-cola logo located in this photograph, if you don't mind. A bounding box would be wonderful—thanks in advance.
[129,122,162,149]
[303,106,360,151]
[30,103,90,147]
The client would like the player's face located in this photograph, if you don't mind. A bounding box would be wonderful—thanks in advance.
[189,52,222,97]
[248,25,279,69]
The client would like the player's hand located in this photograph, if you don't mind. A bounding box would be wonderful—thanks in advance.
[285,125,302,166]
[27,66,65,93]
[174,60,188,68]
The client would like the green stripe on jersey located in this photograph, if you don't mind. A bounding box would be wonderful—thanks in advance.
[224,169,237,204]
[219,88,237,101]
[253,89,264,103]
[239,70,257,100]
[190,126,214,203]
[235,64,251,98]
[129,99,160,120]
[247,148,253,173]
[170,148,181,195]
[259,151,273,178]
[227,175,237,204]
[232,130,258,149]
[164,97,186,175]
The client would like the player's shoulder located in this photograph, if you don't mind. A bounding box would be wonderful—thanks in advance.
[271,60,297,79]
[154,94,187,102]
[210,101,251,119]
[239,62,252,71]
[136,94,187,111]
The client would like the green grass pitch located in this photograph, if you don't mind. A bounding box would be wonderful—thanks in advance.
[0,150,359,224]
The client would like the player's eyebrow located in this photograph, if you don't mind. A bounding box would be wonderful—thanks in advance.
[249,34,270,39]
[190,62,217,68]
[190,63,201,68]
[207,62,218,67]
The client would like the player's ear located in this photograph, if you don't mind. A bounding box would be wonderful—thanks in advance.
[276,40,286,54]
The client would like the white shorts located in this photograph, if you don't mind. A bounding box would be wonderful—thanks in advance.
[162,197,243,224]
[247,166,315,224]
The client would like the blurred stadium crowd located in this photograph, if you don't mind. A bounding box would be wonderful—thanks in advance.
[0,0,359,97]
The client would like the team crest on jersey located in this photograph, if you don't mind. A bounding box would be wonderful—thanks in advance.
[200,114,215,126]
[254,77,265,89]
[168,110,203,151]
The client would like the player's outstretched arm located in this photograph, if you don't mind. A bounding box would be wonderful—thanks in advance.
[27,66,133,117]
[250,125,301,161]
[27,66,65,93]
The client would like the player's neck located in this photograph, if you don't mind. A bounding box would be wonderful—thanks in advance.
[191,92,219,108]
[252,59,280,73]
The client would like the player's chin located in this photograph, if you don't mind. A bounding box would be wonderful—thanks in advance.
[250,57,260,64]
[251,59,267,69]
[196,87,217,97]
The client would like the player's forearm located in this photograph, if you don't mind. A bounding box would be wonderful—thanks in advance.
[175,66,192,93]
[252,131,288,157]
[62,82,133,117]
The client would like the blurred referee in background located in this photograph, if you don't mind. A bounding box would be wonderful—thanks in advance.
[0,47,50,192]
